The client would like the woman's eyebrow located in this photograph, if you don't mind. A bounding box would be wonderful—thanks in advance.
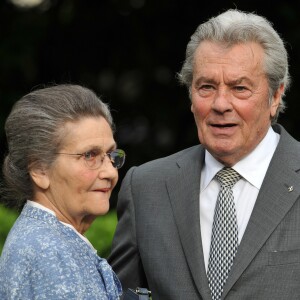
[92,143,117,152]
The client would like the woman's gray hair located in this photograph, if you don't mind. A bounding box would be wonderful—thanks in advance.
[178,9,290,123]
[1,84,114,208]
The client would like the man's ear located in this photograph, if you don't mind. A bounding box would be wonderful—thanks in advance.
[270,83,284,118]
[29,166,50,190]
[191,103,195,113]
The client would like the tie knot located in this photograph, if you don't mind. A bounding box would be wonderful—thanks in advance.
[215,167,241,188]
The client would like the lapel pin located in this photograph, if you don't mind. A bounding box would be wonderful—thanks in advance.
[288,186,294,192]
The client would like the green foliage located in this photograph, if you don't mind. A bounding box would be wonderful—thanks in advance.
[0,205,18,255]
[0,205,117,258]
[85,211,118,258]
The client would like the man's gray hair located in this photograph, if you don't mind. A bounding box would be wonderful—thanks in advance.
[1,84,114,208]
[178,9,290,123]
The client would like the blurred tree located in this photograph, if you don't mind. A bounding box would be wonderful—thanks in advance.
[1,0,300,208]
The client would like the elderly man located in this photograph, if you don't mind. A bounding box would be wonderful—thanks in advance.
[109,9,300,300]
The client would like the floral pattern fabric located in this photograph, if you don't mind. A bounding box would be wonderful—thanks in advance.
[0,204,122,299]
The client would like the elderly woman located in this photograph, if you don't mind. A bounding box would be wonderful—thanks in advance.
[0,84,124,299]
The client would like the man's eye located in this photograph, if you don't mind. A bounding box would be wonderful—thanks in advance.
[196,84,215,97]
[83,150,98,161]
[233,86,252,99]
[200,85,214,90]
[234,86,247,91]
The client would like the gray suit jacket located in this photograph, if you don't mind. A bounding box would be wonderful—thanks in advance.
[109,124,300,300]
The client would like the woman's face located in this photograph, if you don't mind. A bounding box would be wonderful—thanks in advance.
[33,116,118,232]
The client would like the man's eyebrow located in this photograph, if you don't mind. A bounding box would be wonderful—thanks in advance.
[227,77,253,86]
[194,76,254,85]
[193,77,217,85]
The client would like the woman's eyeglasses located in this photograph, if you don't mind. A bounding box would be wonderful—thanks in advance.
[56,149,126,169]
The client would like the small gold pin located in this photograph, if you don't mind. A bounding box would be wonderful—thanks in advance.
[288,186,294,192]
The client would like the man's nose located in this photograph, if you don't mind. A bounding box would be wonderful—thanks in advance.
[211,88,233,113]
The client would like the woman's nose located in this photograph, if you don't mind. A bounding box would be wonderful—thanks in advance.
[98,155,118,180]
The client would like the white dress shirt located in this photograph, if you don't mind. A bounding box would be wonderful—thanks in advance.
[200,127,280,271]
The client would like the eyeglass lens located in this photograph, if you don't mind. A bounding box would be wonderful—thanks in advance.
[109,149,125,169]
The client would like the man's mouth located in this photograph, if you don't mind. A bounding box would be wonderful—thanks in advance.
[211,123,236,128]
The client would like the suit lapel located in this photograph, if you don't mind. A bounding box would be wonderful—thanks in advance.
[223,125,300,297]
[166,146,212,300]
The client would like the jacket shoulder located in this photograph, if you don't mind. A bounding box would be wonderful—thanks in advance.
[128,145,203,180]
[142,144,200,165]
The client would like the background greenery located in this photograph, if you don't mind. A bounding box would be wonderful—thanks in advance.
[0,204,117,257]
[1,0,300,256]
[0,205,18,254]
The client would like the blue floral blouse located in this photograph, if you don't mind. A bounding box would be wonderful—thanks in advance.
[0,204,122,299]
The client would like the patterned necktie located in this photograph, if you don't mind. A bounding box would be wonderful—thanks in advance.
[207,167,241,300]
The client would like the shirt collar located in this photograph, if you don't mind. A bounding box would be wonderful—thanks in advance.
[201,126,280,190]
[26,200,96,252]
[27,199,56,216]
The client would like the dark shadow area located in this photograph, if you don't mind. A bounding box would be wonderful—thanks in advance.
[1,0,300,206]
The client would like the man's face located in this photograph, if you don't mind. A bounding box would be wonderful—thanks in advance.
[191,41,283,166]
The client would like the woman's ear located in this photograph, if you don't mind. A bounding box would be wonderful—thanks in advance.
[29,166,50,190]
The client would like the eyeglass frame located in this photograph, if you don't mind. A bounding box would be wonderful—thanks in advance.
[55,148,126,170]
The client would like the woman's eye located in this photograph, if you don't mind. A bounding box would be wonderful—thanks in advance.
[83,150,98,161]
